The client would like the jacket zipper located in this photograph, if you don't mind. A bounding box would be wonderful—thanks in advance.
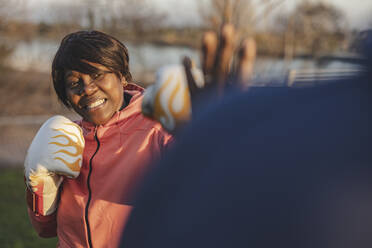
[85,127,100,248]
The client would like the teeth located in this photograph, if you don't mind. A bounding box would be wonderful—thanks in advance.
[87,99,105,109]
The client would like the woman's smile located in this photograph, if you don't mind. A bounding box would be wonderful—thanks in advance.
[80,98,107,111]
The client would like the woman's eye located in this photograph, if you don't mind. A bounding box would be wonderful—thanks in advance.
[68,81,79,89]
[92,73,103,80]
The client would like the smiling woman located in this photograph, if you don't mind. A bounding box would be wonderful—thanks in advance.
[25,30,173,248]
[52,31,132,125]
[52,31,132,110]
[64,62,126,125]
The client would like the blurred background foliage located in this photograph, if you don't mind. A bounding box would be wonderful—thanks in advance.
[0,167,58,247]
[0,0,365,57]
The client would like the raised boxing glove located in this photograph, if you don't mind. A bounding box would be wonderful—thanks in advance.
[142,64,204,133]
[24,115,85,215]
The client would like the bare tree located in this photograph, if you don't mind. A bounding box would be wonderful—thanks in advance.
[199,0,286,42]
[279,0,347,57]
[199,0,255,35]
[0,0,28,67]
[0,0,27,30]
[98,0,166,36]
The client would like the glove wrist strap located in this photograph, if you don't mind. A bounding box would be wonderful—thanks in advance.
[26,185,59,216]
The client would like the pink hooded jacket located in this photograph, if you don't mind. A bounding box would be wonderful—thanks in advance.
[27,84,172,247]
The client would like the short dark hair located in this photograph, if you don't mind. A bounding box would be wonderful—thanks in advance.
[52,30,133,107]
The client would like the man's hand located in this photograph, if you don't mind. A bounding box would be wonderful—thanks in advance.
[188,23,257,94]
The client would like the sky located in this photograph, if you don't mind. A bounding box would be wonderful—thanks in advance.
[26,0,372,29]
[159,0,372,29]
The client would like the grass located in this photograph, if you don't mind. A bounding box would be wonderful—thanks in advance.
[0,167,58,248]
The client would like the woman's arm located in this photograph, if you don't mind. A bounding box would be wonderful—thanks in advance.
[26,187,58,238]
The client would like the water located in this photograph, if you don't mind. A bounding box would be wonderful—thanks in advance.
[4,38,199,78]
[4,38,362,85]
[5,39,57,72]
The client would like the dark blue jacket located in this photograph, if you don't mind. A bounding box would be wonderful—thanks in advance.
[121,35,372,248]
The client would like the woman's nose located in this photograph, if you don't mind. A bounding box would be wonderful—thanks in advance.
[80,76,97,95]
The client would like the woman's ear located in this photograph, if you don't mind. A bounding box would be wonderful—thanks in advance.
[121,77,128,87]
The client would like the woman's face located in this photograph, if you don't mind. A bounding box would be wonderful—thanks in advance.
[65,62,125,125]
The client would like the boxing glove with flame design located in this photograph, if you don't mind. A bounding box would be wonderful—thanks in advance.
[24,115,85,215]
[142,64,204,133]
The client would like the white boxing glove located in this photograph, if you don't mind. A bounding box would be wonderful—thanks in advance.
[24,115,85,215]
[142,64,204,133]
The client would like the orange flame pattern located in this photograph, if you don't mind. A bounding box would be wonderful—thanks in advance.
[154,74,191,126]
[48,122,84,172]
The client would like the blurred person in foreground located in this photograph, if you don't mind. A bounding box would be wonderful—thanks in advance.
[24,30,172,248]
[120,27,372,248]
